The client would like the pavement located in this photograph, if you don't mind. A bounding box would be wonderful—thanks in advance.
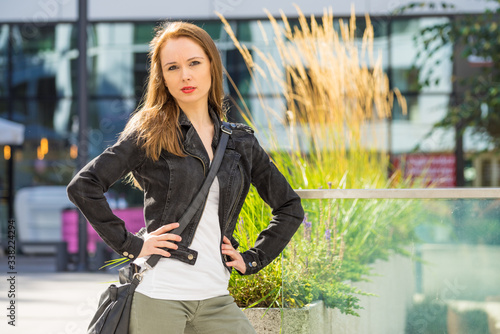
[0,254,118,334]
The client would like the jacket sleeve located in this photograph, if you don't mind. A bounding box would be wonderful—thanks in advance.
[238,135,305,275]
[66,134,146,259]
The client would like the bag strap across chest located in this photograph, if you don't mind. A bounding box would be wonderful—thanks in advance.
[144,122,232,268]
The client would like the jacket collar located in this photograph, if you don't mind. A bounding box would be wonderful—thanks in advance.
[177,105,233,169]
[178,104,224,148]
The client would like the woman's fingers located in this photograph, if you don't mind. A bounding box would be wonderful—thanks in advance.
[150,222,180,235]
[221,237,246,274]
[157,240,179,250]
[137,223,182,258]
[156,233,182,243]
[153,248,172,258]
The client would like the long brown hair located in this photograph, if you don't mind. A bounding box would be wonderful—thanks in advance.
[121,21,225,161]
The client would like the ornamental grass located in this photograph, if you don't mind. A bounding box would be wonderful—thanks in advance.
[219,6,418,315]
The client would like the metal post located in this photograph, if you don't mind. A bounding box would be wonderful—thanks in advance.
[387,18,393,177]
[455,122,465,187]
[77,0,89,271]
[7,25,14,221]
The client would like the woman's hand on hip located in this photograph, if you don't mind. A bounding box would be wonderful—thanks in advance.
[137,223,182,258]
[222,236,246,274]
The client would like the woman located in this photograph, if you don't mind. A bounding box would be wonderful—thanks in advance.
[67,21,304,333]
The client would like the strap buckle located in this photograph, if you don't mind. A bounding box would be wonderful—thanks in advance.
[133,272,144,282]
[221,124,232,135]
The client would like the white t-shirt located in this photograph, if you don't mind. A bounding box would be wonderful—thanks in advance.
[133,176,231,300]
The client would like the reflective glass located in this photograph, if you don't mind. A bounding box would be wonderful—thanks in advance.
[390,17,452,94]
[90,23,147,98]
[391,93,452,153]
[11,23,77,98]
[9,97,75,187]
[0,202,8,240]
[133,22,155,45]
[16,134,75,189]
[0,99,7,119]
[0,25,8,98]
[12,97,76,189]
[133,51,149,101]
[392,93,450,122]
[280,197,500,333]
[10,96,136,189]
[12,98,75,140]
[86,98,136,157]
[198,21,223,41]
[335,16,390,70]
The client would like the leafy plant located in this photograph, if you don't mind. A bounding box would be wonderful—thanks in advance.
[397,1,500,146]
[218,6,420,315]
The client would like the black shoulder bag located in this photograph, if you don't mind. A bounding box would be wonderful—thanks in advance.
[87,123,232,334]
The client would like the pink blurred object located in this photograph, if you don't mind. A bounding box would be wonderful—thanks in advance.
[61,207,145,254]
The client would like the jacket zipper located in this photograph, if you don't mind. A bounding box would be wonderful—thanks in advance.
[160,150,206,240]
[183,148,208,247]
[183,149,206,177]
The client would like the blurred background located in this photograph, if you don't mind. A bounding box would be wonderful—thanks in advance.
[0,0,499,333]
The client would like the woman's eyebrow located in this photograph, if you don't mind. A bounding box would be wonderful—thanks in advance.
[164,56,204,66]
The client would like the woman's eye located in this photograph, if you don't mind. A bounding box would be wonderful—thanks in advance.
[168,65,177,71]
[190,61,200,66]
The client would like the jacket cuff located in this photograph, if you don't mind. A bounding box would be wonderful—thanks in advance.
[117,232,144,260]
[236,251,261,276]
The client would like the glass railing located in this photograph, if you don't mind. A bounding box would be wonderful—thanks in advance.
[278,188,500,334]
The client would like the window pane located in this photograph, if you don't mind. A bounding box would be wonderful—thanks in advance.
[199,21,223,41]
[133,52,148,101]
[9,99,76,189]
[90,23,145,98]
[11,24,77,98]
[391,94,453,153]
[0,25,8,98]
[13,98,75,141]
[481,159,492,187]
[353,17,389,71]
[133,23,155,45]
[391,18,452,94]
[0,99,7,119]
[87,98,136,156]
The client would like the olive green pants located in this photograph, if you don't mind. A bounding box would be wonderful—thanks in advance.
[129,292,256,334]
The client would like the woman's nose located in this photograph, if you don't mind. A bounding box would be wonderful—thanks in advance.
[181,67,192,81]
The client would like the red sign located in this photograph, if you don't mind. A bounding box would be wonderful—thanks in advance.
[393,153,456,187]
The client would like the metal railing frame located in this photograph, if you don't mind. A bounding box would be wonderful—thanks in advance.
[295,188,500,199]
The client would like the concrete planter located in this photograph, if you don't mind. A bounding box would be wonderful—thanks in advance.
[242,253,414,334]
[243,301,327,334]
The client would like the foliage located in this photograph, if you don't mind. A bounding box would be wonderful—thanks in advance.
[398,1,500,145]
[405,297,448,334]
[406,297,489,334]
[218,6,420,315]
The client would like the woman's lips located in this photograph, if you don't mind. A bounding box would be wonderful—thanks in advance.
[181,87,196,94]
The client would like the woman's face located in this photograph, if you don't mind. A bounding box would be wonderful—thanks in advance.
[160,37,212,110]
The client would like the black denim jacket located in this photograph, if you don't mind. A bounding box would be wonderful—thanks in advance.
[66,107,304,275]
